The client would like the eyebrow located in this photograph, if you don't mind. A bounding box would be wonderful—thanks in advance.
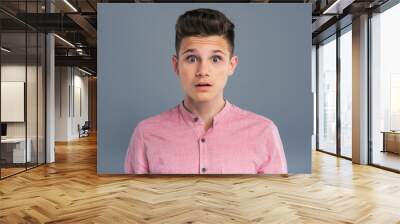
[212,50,226,55]
[182,49,196,55]
[181,49,226,55]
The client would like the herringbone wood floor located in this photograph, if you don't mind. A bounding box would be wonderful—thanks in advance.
[1,134,400,224]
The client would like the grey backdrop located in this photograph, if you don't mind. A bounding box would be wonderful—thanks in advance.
[98,3,312,174]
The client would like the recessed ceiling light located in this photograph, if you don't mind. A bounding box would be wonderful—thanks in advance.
[63,0,78,12]
[54,34,75,48]
[322,0,354,15]
[1,47,11,53]
[78,67,93,76]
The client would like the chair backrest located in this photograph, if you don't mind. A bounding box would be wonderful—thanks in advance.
[82,121,90,129]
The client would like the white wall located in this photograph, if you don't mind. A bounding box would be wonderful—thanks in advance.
[1,65,39,137]
[1,66,26,139]
[55,66,70,141]
[55,66,89,141]
[70,71,89,138]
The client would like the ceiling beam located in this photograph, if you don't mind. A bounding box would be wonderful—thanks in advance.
[55,55,96,71]
[67,13,97,46]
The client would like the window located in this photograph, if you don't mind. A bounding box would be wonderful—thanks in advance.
[339,27,352,158]
[318,35,337,155]
[370,2,400,171]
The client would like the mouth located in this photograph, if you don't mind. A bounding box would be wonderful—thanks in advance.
[194,82,212,92]
[194,82,212,87]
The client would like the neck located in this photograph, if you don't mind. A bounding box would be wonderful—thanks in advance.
[183,96,226,130]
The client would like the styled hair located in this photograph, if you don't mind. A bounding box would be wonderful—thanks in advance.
[175,8,235,57]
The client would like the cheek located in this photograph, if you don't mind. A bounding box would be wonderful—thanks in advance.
[178,64,195,77]
[178,69,193,87]
[217,77,228,89]
[214,68,230,86]
[179,76,190,87]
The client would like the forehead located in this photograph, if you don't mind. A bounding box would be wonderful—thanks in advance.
[179,35,230,54]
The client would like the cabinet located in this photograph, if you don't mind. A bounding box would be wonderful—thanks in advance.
[382,131,400,154]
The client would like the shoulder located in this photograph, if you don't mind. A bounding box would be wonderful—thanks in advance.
[229,104,278,131]
[134,105,180,133]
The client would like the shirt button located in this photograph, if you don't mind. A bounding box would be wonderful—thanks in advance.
[201,138,205,143]
[193,117,199,122]
[201,167,207,173]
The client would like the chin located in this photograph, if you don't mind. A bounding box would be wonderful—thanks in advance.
[191,94,215,103]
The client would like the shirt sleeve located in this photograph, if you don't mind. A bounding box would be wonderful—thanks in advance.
[257,122,288,174]
[124,123,149,174]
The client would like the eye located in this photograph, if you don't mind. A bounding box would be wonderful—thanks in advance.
[211,55,222,63]
[186,55,198,63]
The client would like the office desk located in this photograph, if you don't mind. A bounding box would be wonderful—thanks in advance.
[1,138,32,163]
[381,131,400,154]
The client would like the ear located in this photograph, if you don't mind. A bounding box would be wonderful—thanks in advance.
[172,55,179,76]
[227,55,239,76]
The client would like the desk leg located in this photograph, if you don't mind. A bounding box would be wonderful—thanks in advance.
[382,133,386,152]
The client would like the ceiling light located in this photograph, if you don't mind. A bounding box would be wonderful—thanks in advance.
[322,0,356,15]
[78,67,92,76]
[1,47,11,53]
[63,0,78,12]
[323,0,343,14]
[54,34,75,48]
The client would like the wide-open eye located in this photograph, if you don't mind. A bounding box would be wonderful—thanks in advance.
[186,55,198,64]
[211,55,222,63]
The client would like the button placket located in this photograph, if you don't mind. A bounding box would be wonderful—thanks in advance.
[199,136,207,174]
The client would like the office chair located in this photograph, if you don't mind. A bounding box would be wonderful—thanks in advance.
[79,121,90,138]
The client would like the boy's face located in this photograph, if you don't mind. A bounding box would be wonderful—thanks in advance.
[172,35,238,104]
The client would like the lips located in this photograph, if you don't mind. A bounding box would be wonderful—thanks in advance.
[195,82,212,87]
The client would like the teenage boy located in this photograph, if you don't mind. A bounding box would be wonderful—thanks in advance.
[124,8,287,174]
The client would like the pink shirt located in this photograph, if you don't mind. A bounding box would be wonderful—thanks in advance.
[124,100,287,174]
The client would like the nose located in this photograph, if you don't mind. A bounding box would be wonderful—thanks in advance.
[195,60,210,77]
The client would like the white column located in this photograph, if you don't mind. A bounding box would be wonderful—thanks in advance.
[352,14,369,164]
[46,1,55,163]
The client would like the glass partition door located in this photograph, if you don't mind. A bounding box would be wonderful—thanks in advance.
[318,35,337,155]
[0,1,46,179]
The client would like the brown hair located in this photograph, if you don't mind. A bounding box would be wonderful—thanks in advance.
[175,8,235,57]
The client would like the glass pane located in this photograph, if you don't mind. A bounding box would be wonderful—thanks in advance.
[312,46,317,150]
[27,31,38,169]
[1,31,27,178]
[318,36,337,154]
[371,3,400,171]
[340,28,352,158]
[38,32,45,165]
[0,1,46,179]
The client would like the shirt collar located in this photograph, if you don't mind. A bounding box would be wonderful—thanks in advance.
[178,99,232,127]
